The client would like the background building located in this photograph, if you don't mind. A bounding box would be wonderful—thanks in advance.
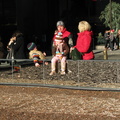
[0,0,120,51]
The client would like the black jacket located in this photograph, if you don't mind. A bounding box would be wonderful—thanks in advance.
[9,35,26,59]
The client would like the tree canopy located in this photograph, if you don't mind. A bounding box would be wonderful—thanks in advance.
[99,2,120,31]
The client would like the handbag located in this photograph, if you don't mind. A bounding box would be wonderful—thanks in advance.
[70,48,82,60]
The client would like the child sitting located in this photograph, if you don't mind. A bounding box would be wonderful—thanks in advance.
[27,42,47,67]
[49,33,69,75]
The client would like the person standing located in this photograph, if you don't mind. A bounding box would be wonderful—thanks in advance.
[109,29,115,51]
[104,30,110,49]
[70,21,94,60]
[7,30,26,59]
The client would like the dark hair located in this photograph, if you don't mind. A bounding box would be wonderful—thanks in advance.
[12,30,23,37]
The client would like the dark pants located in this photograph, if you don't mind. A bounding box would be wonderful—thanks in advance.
[105,40,110,48]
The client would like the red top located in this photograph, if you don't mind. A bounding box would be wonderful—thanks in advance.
[74,31,94,60]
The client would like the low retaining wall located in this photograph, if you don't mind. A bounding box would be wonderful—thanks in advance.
[0,60,120,83]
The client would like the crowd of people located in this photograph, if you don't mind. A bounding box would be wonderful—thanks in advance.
[2,20,120,75]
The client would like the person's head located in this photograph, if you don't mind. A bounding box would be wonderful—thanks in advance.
[78,21,91,32]
[118,30,120,34]
[110,29,114,33]
[12,30,23,38]
[27,42,37,51]
[56,21,65,32]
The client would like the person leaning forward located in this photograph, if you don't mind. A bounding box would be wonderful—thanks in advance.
[70,21,94,60]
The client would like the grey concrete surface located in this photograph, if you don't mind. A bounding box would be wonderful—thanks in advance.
[94,49,120,60]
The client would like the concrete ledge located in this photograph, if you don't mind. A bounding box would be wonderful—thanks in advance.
[95,45,105,50]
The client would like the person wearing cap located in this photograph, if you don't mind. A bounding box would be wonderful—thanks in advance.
[49,33,69,75]
[27,42,48,67]
[52,21,73,52]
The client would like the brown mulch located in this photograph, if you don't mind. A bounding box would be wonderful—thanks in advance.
[0,61,120,120]
[0,85,120,120]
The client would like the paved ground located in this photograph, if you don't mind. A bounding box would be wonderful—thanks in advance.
[94,49,120,60]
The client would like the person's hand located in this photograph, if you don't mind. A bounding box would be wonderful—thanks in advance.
[70,47,75,53]
[8,37,16,46]
[54,30,58,35]
[35,63,40,67]
[43,52,46,56]
[7,45,11,50]
[10,37,16,43]
[56,53,63,59]
[44,62,48,65]
[10,37,16,41]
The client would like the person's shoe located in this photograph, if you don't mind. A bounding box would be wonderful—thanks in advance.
[49,71,56,75]
[61,71,66,75]
[67,69,72,74]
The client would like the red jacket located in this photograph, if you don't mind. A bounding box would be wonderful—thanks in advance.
[74,31,94,60]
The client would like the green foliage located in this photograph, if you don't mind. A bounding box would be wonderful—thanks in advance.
[99,2,120,31]
[97,32,105,44]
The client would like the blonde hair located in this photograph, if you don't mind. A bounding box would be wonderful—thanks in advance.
[78,21,91,32]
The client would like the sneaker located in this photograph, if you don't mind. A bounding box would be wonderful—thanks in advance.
[49,71,56,75]
[67,69,72,74]
[61,71,66,75]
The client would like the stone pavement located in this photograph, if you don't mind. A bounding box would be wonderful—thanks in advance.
[94,49,120,60]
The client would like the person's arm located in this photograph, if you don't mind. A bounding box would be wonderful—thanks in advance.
[38,51,45,60]
[63,44,69,56]
[11,36,24,51]
[68,34,74,47]
[7,37,16,49]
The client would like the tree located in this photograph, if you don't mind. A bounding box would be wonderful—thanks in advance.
[99,1,120,32]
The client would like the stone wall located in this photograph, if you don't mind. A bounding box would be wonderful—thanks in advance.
[0,60,120,83]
